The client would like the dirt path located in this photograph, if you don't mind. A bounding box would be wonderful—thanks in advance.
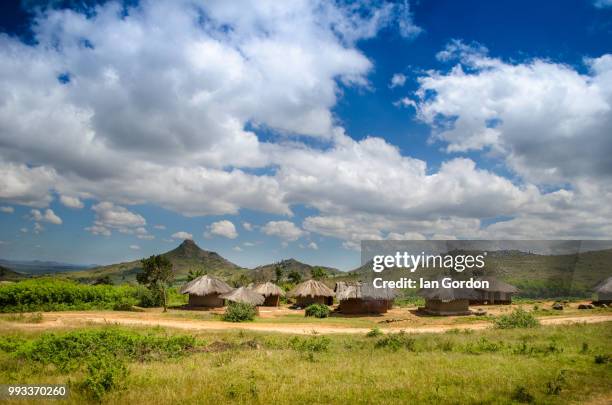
[4,312,612,335]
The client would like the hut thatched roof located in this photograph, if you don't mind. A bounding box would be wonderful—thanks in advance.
[252,281,285,297]
[288,279,334,298]
[180,275,233,296]
[335,281,396,300]
[475,277,519,293]
[417,278,481,301]
[594,276,612,294]
[220,287,265,305]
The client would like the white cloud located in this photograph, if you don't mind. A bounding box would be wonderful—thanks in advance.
[307,241,318,250]
[262,220,306,241]
[33,222,44,234]
[86,202,145,236]
[232,246,243,252]
[171,231,193,240]
[243,242,256,247]
[129,244,140,250]
[59,195,84,209]
[0,162,55,207]
[389,73,406,88]
[153,225,166,230]
[242,222,253,231]
[208,220,238,239]
[0,206,14,213]
[20,227,28,233]
[30,208,62,225]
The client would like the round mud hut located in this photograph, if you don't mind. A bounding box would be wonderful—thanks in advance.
[417,280,481,316]
[180,275,233,307]
[593,276,612,305]
[470,277,519,305]
[335,281,396,314]
[288,279,335,307]
[252,282,285,306]
[220,287,265,306]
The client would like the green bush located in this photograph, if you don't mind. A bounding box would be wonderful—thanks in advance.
[494,308,539,329]
[375,331,416,352]
[78,354,128,400]
[222,302,256,322]
[511,386,534,403]
[135,285,163,308]
[289,336,331,353]
[304,304,330,318]
[366,327,383,338]
[0,278,138,312]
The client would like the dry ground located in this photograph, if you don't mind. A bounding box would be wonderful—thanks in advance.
[1,301,610,335]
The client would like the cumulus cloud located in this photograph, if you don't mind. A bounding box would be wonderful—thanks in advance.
[242,222,253,231]
[86,202,146,236]
[262,221,306,241]
[389,73,407,88]
[171,231,193,240]
[0,162,55,207]
[129,244,140,250]
[207,220,238,239]
[307,242,319,250]
[30,208,62,224]
[153,225,166,230]
[0,206,14,213]
[59,195,84,209]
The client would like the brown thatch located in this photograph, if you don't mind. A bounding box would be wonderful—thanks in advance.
[180,275,233,296]
[335,281,396,300]
[253,282,285,297]
[220,287,265,305]
[288,279,334,298]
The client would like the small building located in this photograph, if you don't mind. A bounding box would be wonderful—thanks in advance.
[335,281,395,314]
[417,280,480,316]
[220,287,265,306]
[470,277,519,305]
[180,275,233,307]
[593,276,612,305]
[288,279,334,307]
[252,282,285,306]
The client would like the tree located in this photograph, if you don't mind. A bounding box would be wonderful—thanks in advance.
[274,265,283,283]
[137,255,174,312]
[288,270,302,284]
[311,267,327,280]
[187,268,205,281]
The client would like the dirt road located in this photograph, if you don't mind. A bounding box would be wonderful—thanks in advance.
[3,311,611,335]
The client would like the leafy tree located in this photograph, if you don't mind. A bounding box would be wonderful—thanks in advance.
[186,268,205,282]
[137,255,174,312]
[231,273,252,287]
[288,270,302,284]
[274,265,283,283]
[311,267,327,280]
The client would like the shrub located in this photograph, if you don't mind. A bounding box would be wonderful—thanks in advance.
[222,302,256,322]
[545,370,567,395]
[511,386,534,403]
[0,278,138,312]
[304,304,330,318]
[375,331,416,352]
[366,327,383,338]
[289,336,330,353]
[135,285,163,308]
[594,354,610,364]
[78,354,128,400]
[494,308,539,329]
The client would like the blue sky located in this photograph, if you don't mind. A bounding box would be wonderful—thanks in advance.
[0,0,611,270]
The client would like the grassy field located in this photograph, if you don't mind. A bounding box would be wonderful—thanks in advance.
[0,321,610,404]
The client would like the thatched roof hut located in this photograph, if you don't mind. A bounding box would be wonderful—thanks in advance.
[220,287,265,306]
[335,281,395,314]
[288,279,334,306]
[593,276,612,304]
[180,275,233,307]
[471,276,519,305]
[252,282,285,306]
[417,279,480,316]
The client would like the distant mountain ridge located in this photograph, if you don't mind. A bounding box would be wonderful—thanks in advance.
[56,240,341,285]
[0,259,94,275]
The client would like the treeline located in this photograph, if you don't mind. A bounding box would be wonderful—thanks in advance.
[0,278,178,312]
[512,279,592,299]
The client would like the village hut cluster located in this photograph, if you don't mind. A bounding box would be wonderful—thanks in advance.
[179,273,530,317]
[593,276,612,305]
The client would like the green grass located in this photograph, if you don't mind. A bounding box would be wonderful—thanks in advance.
[0,322,610,404]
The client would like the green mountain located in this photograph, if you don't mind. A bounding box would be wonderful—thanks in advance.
[250,258,342,282]
[0,265,26,281]
[64,240,247,284]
